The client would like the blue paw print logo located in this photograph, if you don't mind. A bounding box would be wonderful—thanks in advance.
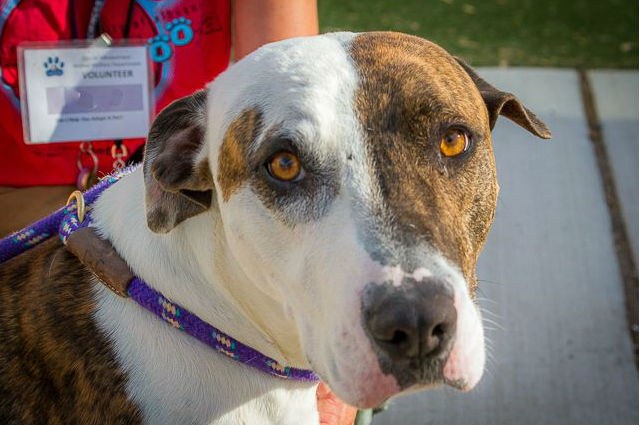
[167,17,194,47]
[147,17,194,63]
[44,56,64,76]
[147,34,172,62]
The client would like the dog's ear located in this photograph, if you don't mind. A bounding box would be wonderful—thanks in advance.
[143,90,214,233]
[455,58,551,139]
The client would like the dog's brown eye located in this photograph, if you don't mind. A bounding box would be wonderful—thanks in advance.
[440,129,469,157]
[267,151,302,182]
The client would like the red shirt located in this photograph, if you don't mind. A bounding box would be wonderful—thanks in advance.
[0,0,231,186]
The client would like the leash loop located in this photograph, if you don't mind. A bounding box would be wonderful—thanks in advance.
[66,190,86,223]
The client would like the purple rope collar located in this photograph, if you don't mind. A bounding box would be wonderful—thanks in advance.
[0,167,319,383]
[127,278,318,381]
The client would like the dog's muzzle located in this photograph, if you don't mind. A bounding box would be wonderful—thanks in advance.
[361,277,457,387]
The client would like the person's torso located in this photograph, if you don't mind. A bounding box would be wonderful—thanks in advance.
[0,0,231,186]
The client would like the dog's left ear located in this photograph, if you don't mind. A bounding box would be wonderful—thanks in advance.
[455,58,551,139]
[143,90,214,233]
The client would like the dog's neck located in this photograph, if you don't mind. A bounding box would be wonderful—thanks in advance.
[92,168,309,369]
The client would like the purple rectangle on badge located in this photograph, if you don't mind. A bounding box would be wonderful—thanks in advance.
[46,84,143,115]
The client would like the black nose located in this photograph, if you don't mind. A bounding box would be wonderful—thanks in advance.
[363,278,456,360]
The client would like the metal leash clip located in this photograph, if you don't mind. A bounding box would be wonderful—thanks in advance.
[66,190,86,224]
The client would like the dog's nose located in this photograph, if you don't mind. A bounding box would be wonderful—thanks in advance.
[363,279,456,360]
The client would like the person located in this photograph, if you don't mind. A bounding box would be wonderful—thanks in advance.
[0,0,319,233]
[0,1,358,424]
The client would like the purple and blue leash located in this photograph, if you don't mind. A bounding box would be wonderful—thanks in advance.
[0,171,121,263]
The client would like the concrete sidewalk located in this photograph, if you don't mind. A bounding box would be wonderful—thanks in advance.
[372,69,639,425]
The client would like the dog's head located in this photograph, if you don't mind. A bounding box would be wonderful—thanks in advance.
[142,32,550,408]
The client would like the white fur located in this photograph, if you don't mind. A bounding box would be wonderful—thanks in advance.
[92,170,318,425]
[89,32,485,423]
[381,266,434,288]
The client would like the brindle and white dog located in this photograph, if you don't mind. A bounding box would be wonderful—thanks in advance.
[0,32,549,424]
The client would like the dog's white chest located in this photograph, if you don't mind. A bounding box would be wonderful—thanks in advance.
[93,284,318,425]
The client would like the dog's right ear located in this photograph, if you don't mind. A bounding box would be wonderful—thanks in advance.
[454,58,551,139]
[143,90,214,233]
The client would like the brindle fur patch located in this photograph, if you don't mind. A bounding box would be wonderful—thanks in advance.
[349,32,500,290]
[0,238,141,424]
[217,109,263,202]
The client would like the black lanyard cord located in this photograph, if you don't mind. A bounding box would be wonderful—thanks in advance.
[67,0,140,166]
[86,0,105,39]
[70,0,135,40]
[69,0,79,39]
[122,0,135,38]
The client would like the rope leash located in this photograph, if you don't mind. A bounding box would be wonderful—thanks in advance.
[0,169,124,263]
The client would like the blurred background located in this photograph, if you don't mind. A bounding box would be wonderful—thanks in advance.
[319,0,638,68]
[319,1,639,424]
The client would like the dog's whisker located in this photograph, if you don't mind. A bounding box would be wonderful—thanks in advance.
[483,361,497,380]
[477,279,503,286]
[482,317,505,331]
[47,250,61,278]
[478,305,503,325]
[476,296,499,306]
[484,350,496,365]
[476,286,487,299]
[481,310,503,321]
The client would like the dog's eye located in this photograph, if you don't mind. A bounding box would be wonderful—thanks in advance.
[440,128,470,157]
[267,151,302,182]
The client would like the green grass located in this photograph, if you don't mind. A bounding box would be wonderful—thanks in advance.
[318,0,638,68]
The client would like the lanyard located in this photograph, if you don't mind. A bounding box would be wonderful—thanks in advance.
[86,0,105,39]
[69,0,135,40]
[67,0,137,188]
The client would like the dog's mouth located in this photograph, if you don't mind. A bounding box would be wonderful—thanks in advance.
[321,350,476,408]
[326,315,484,408]
[359,362,475,407]
[444,377,469,391]
[376,354,444,386]
[375,348,474,389]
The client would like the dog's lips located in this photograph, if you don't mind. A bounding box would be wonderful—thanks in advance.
[354,368,466,407]
[351,366,472,407]
[444,376,470,391]
[317,356,401,408]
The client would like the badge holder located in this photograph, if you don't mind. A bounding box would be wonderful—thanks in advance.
[17,34,154,189]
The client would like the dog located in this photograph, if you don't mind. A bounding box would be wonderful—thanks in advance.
[0,31,550,424]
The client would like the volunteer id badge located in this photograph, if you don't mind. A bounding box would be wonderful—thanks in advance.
[18,41,153,144]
